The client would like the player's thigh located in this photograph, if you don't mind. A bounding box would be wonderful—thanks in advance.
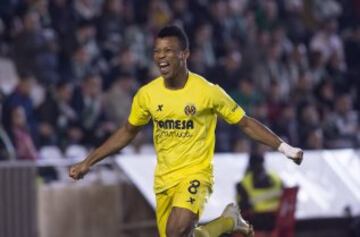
[173,177,211,217]
[156,187,176,237]
[166,206,198,236]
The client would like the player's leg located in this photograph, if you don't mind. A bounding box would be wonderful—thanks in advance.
[194,203,254,237]
[166,206,198,237]
[166,177,210,237]
[156,188,176,237]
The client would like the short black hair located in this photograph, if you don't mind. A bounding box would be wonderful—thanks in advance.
[157,25,189,50]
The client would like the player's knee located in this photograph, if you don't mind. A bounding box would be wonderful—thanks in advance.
[166,221,193,237]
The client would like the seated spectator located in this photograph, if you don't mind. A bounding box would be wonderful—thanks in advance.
[323,94,359,148]
[304,127,324,150]
[272,103,299,146]
[36,81,77,148]
[314,79,335,116]
[297,102,321,147]
[326,52,348,92]
[0,0,358,152]
[209,48,244,91]
[2,72,37,140]
[97,0,125,56]
[10,106,38,161]
[236,144,283,232]
[13,10,59,86]
[253,41,290,98]
[292,71,316,104]
[62,44,93,84]
[192,23,216,69]
[71,73,114,146]
[266,80,286,124]
[103,73,136,126]
[310,19,345,65]
[308,50,327,85]
[230,78,263,116]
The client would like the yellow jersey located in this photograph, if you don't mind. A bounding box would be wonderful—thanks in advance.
[128,72,245,193]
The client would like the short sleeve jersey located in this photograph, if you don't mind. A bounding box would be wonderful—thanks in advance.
[128,72,245,193]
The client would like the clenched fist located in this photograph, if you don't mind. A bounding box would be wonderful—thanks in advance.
[69,161,90,180]
[278,142,304,165]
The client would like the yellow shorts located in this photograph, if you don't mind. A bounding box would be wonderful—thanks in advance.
[155,175,212,237]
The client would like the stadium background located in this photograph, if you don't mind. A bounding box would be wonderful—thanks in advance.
[0,0,359,237]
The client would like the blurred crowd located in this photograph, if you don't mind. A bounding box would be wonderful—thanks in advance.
[0,0,359,160]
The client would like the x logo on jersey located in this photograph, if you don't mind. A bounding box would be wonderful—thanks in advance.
[187,197,195,204]
[157,104,163,111]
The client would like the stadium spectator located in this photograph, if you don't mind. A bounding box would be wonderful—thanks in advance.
[236,143,283,232]
[13,10,59,85]
[0,0,357,151]
[61,44,93,84]
[315,79,335,116]
[292,71,316,104]
[169,0,193,32]
[285,43,309,87]
[253,41,290,97]
[310,19,345,65]
[256,0,280,31]
[297,102,321,147]
[304,127,324,150]
[10,106,38,161]
[36,81,77,148]
[48,0,76,39]
[71,73,112,146]
[2,72,37,140]
[323,93,359,148]
[210,48,244,91]
[97,0,126,57]
[230,78,263,116]
[272,103,299,146]
[192,23,216,69]
[73,0,101,22]
[188,46,209,76]
[208,0,232,57]
[103,72,136,126]
[308,50,327,85]
[266,81,286,124]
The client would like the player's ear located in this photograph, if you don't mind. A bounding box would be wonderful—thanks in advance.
[182,49,190,60]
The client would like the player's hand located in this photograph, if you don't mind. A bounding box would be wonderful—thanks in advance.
[288,149,303,165]
[278,143,304,165]
[69,161,90,180]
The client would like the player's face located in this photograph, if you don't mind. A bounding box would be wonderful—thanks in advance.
[153,37,189,80]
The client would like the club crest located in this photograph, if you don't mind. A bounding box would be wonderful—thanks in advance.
[184,104,196,116]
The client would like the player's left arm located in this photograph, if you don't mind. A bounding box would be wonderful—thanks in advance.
[238,115,303,165]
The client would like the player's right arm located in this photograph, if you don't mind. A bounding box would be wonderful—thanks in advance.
[70,86,151,180]
[69,121,142,180]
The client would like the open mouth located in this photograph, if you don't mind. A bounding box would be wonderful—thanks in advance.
[159,62,170,74]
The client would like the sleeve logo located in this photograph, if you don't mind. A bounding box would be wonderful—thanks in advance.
[231,104,238,112]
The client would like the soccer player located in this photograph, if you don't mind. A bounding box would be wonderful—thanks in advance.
[69,25,303,237]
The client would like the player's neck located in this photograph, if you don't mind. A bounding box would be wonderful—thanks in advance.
[164,68,189,90]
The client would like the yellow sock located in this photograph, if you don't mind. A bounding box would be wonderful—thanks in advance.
[193,217,234,237]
